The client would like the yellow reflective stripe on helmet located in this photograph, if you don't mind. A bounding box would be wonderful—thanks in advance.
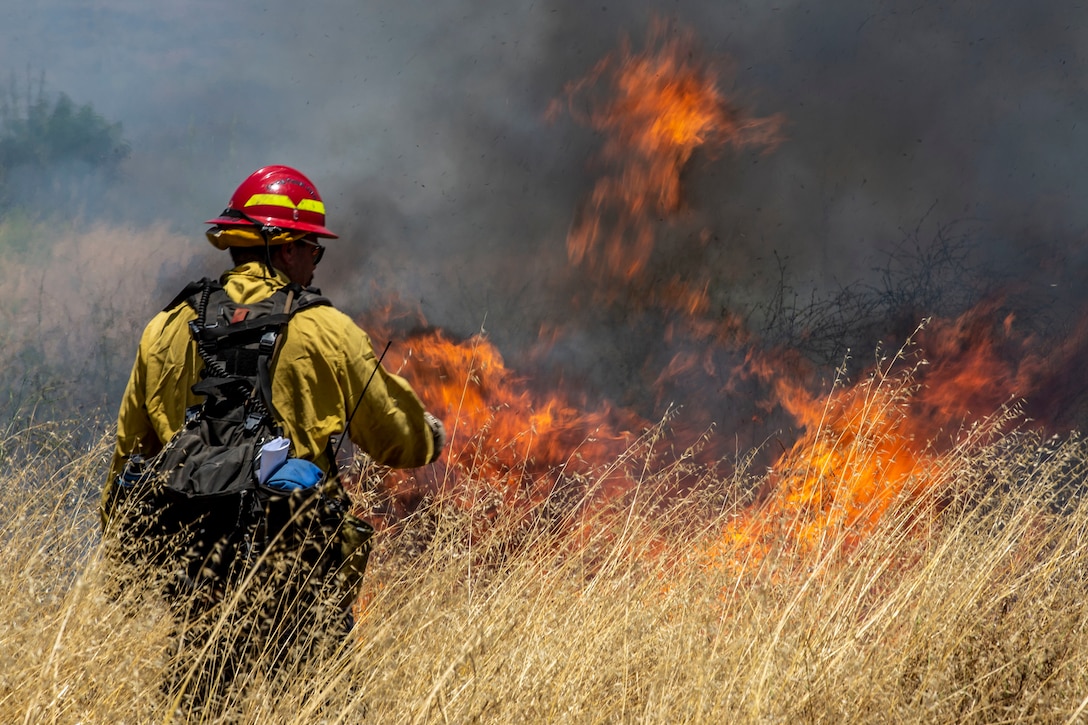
[297,199,325,214]
[244,194,325,215]
[245,193,296,209]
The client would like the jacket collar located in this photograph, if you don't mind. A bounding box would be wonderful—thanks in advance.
[220,262,291,304]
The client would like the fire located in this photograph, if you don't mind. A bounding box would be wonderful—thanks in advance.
[352,23,1088,593]
[736,356,937,561]
[549,20,782,291]
[705,302,1064,575]
[359,307,645,523]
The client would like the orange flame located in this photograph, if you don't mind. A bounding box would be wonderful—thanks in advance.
[352,24,1088,596]
[703,302,1065,576]
[550,20,782,289]
[359,304,645,523]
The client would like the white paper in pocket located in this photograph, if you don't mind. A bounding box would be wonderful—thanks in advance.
[258,436,291,484]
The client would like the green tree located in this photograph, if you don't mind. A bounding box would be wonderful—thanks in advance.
[0,72,130,210]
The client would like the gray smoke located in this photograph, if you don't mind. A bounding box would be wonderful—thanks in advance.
[3,0,1087,425]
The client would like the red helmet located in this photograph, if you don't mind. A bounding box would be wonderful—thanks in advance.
[205,165,339,238]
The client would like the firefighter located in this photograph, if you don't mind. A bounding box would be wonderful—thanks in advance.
[102,164,444,520]
[100,165,445,703]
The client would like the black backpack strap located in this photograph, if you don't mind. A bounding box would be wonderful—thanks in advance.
[181,279,334,428]
[255,285,298,423]
[163,278,218,313]
[188,282,233,382]
[195,313,295,351]
[257,284,332,417]
[293,284,332,313]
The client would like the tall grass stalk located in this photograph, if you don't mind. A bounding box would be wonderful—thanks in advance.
[3,388,1088,722]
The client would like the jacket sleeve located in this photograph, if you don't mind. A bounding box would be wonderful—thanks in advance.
[339,323,435,469]
[100,316,167,528]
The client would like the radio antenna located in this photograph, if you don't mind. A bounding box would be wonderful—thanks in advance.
[333,339,392,460]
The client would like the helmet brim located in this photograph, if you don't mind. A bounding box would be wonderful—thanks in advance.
[204,216,340,239]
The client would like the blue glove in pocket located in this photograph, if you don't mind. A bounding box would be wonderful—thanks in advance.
[262,458,324,491]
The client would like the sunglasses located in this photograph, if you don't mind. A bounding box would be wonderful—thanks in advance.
[297,237,326,265]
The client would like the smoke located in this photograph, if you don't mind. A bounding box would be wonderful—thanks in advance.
[0,221,201,422]
[3,0,1088,428]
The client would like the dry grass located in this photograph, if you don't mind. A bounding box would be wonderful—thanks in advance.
[2,393,1088,724]
[0,218,214,419]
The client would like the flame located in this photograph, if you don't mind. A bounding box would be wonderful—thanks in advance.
[550,20,782,291]
[351,24,1088,601]
[358,305,645,524]
[703,302,1066,576]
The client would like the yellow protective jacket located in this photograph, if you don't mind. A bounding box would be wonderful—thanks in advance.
[102,262,434,524]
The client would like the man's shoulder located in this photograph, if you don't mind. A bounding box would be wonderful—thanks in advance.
[160,278,213,313]
[137,304,194,354]
[289,300,375,355]
[292,299,355,329]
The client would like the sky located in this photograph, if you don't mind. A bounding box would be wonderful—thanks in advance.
[3,0,1088,421]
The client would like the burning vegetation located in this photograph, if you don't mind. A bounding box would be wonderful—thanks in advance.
[350,23,1088,579]
[4,18,1088,724]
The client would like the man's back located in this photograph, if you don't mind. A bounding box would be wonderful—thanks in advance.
[107,261,435,494]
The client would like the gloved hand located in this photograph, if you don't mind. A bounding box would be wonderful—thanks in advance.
[424,411,446,462]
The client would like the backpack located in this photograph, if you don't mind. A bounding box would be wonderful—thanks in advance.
[111,278,373,621]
